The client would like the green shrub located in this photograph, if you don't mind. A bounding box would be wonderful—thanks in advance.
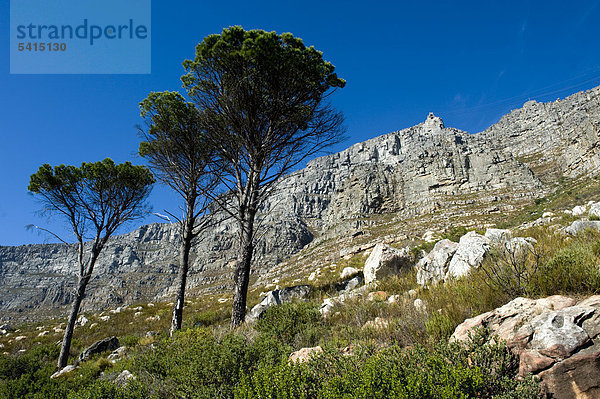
[235,335,540,399]
[256,302,324,349]
[536,244,600,295]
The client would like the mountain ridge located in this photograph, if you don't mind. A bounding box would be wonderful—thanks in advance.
[2,85,600,322]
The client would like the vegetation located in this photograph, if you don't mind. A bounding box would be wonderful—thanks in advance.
[27,159,154,368]
[139,91,220,336]
[181,26,346,327]
[7,225,600,397]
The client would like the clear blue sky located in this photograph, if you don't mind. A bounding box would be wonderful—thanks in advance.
[1,0,600,246]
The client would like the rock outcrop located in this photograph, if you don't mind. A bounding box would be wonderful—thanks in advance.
[451,295,600,399]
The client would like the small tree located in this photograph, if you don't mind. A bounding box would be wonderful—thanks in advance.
[139,91,219,336]
[182,27,346,326]
[28,159,154,368]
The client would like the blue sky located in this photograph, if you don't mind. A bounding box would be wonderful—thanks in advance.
[1,0,600,245]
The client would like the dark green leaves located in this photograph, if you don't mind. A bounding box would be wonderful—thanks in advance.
[28,158,154,240]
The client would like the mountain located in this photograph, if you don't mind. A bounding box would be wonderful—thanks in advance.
[2,85,599,322]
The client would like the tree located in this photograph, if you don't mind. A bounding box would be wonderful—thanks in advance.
[28,159,154,368]
[139,91,220,336]
[181,27,346,326]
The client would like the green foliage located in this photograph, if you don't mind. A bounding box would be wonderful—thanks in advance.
[440,225,468,242]
[235,335,538,399]
[28,158,154,237]
[256,302,324,349]
[482,229,600,297]
[536,242,600,295]
[182,26,345,102]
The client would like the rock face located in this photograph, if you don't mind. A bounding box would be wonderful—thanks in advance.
[451,295,600,399]
[2,85,600,320]
[363,243,411,285]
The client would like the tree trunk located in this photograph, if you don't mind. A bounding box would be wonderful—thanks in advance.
[231,208,256,328]
[170,226,193,336]
[57,275,90,368]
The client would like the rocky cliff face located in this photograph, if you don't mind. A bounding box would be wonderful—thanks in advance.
[2,86,600,321]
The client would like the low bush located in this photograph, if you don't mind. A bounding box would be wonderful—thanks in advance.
[235,331,539,399]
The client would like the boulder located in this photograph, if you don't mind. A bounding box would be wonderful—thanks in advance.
[340,267,359,280]
[319,285,369,316]
[565,220,600,235]
[50,365,78,379]
[484,228,512,243]
[78,336,120,363]
[447,232,490,279]
[362,317,389,330]
[413,298,426,312]
[451,295,600,399]
[246,285,311,322]
[108,346,127,362]
[366,291,388,301]
[572,205,587,216]
[416,239,458,286]
[504,237,536,256]
[363,243,411,285]
[589,202,600,218]
[335,275,362,293]
[289,346,323,363]
[114,370,136,386]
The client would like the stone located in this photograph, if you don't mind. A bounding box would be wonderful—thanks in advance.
[413,298,426,312]
[78,336,120,363]
[484,228,512,243]
[572,205,587,216]
[527,307,593,359]
[422,230,437,242]
[114,370,136,386]
[367,291,388,301]
[416,239,458,286]
[15,335,26,341]
[565,220,600,235]
[335,275,362,293]
[108,346,127,362]
[363,243,411,285]
[518,350,555,376]
[340,267,359,280]
[37,331,49,337]
[289,346,323,363]
[99,315,110,322]
[362,317,389,330]
[76,315,89,327]
[539,351,600,399]
[451,295,600,399]
[387,294,400,304]
[589,202,600,218]
[504,237,537,257]
[447,232,490,279]
[50,365,78,379]
[246,285,311,322]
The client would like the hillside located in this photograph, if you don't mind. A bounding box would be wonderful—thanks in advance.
[1,85,600,323]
